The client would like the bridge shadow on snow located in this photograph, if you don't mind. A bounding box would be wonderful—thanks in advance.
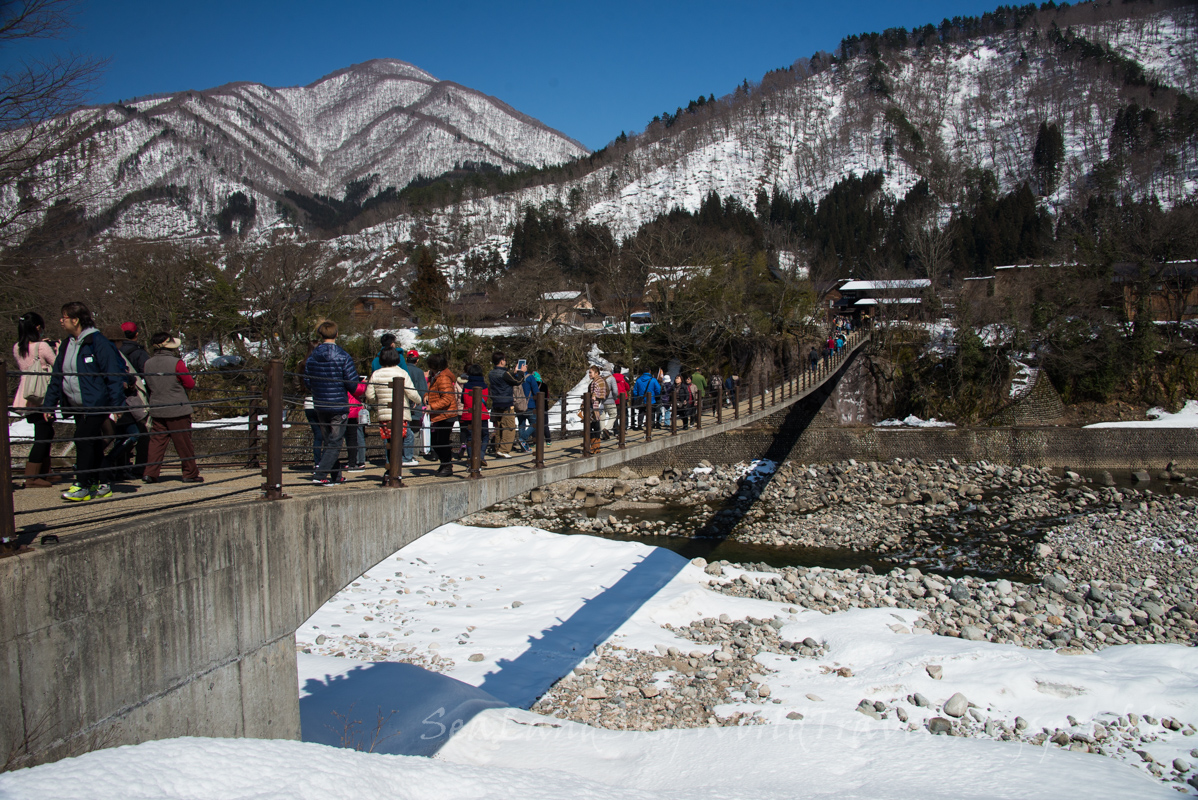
[299,546,685,755]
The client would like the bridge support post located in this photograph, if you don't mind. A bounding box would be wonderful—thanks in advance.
[761,378,766,411]
[534,390,546,468]
[695,386,702,430]
[772,373,776,406]
[670,388,677,435]
[469,387,483,478]
[263,359,287,500]
[645,395,653,442]
[246,398,260,469]
[582,391,593,456]
[383,377,406,487]
[617,393,626,450]
[716,382,722,424]
[0,363,15,549]
[748,383,753,414]
[560,391,567,441]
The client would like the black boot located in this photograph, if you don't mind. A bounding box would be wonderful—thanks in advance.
[435,464,453,478]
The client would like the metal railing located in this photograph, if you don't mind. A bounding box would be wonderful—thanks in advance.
[0,329,866,548]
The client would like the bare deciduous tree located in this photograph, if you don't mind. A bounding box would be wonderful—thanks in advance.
[0,0,104,248]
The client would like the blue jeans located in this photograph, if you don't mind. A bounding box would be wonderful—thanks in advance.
[314,411,348,480]
[346,418,365,466]
[402,425,415,462]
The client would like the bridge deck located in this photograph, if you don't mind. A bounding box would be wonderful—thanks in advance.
[10,333,867,541]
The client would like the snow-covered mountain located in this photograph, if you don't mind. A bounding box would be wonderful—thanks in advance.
[330,4,1197,282]
[5,4,1195,286]
[5,59,588,241]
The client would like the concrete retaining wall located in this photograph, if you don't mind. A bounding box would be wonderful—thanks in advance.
[590,408,1198,474]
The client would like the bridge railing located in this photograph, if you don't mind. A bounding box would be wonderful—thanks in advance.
[1,330,865,548]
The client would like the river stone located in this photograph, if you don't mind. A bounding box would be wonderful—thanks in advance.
[926,664,943,680]
[943,692,969,718]
[928,717,953,735]
[1043,574,1070,594]
[315,635,327,645]
[1174,758,1191,773]
[690,557,708,569]
[995,579,1012,596]
[961,626,986,641]
[705,563,724,576]
[640,685,661,699]
[1087,585,1109,604]
[913,693,930,708]
[786,711,804,720]
[645,476,661,487]
[1036,543,1054,559]
[468,653,485,662]
[949,583,971,602]
[583,687,608,700]
[1133,470,1151,482]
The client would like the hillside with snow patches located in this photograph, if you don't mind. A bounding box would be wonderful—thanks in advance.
[4,6,1196,287]
[329,5,1197,284]
[2,59,587,242]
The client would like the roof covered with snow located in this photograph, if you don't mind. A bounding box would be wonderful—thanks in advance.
[840,279,930,291]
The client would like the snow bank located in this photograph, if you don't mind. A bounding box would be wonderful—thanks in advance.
[875,415,956,428]
[5,525,1192,799]
[1085,400,1198,428]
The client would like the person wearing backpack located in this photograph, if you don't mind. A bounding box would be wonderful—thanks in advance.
[40,302,128,502]
[629,368,661,431]
[115,320,152,479]
[11,312,58,488]
[140,332,202,484]
[100,340,151,483]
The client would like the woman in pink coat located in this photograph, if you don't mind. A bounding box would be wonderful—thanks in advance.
[11,312,58,487]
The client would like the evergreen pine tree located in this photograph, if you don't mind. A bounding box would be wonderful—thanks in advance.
[409,246,448,323]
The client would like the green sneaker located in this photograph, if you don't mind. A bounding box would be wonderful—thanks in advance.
[91,484,113,499]
[62,484,92,502]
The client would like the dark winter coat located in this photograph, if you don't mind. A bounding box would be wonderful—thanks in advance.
[118,339,150,373]
[42,329,127,413]
[304,342,361,414]
[487,366,522,409]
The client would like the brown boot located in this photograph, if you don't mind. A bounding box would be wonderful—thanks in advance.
[40,458,61,483]
[23,461,52,488]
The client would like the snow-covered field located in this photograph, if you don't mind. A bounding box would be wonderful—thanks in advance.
[3,524,1194,798]
[1085,400,1198,429]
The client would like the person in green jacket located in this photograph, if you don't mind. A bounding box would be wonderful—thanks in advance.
[690,369,708,416]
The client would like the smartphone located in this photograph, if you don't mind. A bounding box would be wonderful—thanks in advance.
[516,358,527,371]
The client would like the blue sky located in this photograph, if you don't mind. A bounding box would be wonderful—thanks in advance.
[14,0,1008,150]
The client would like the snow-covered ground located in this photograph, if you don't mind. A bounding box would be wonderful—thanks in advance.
[4,524,1194,798]
[1084,400,1198,429]
[875,415,955,428]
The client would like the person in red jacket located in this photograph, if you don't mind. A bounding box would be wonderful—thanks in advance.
[459,364,490,466]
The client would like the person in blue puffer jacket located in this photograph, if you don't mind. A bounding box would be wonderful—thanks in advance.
[303,320,363,485]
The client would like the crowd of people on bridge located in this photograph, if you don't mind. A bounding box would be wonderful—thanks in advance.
[11,302,201,502]
[10,304,855,498]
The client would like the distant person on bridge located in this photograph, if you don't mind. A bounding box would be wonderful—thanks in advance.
[401,349,427,465]
[40,302,127,502]
[808,347,819,376]
[364,348,421,469]
[724,374,739,408]
[459,364,491,466]
[690,368,707,416]
[487,351,524,458]
[629,367,660,431]
[586,365,606,454]
[141,333,202,485]
[115,322,151,479]
[516,367,539,446]
[425,352,460,477]
[304,321,363,486]
[11,312,57,488]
